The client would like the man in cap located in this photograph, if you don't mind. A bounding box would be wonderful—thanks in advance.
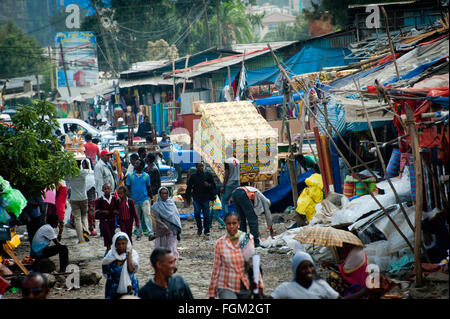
[94,149,118,198]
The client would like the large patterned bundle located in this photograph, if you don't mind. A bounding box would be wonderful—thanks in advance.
[193,101,278,183]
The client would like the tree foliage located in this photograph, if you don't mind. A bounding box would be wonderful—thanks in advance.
[313,0,399,29]
[262,12,309,42]
[80,0,261,73]
[0,100,79,199]
[0,21,49,79]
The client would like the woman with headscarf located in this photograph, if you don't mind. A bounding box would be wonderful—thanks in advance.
[151,187,182,259]
[326,243,369,296]
[102,232,139,299]
[325,243,394,298]
[271,251,340,299]
[207,212,263,299]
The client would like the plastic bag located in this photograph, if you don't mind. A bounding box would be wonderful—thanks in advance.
[296,173,324,222]
[2,189,27,217]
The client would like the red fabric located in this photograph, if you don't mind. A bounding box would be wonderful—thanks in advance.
[377,53,401,65]
[118,198,139,228]
[55,185,67,221]
[84,142,100,165]
[338,254,369,288]
[95,197,118,222]
[419,33,449,46]
[0,276,10,295]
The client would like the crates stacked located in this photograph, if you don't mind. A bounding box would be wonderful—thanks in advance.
[194,101,278,183]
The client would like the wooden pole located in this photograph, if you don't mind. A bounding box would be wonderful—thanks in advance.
[268,45,299,208]
[267,44,415,252]
[227,66,234,100]
[381,7,401,82]
[314,126,329,196]
[182,55,190,94]
[172,59,176,102]
[354,77,415,232]
[91,0,117,77]
[203,0,211,48]
[36,74,40,100]
[284,82,299,208]
[405,105,424,286]
[4,248,29,275]
[60,42,71,98]
[235,50,246,100]
[216,0,221,48]
[48,45,55,91]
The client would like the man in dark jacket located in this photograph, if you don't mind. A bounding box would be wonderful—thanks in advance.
[186,162,216,236]
[136,116,153,138]
[145,153,161,203]
[138,247,193,299]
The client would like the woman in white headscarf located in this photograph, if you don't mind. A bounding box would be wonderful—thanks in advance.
[151,187,182,259]
[271,251,340,299]
[102,232,139,299]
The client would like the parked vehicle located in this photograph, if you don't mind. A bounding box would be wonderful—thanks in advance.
[56,118,114,148]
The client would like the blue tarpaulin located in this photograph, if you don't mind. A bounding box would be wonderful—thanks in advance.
[252,90,305,105]
[247,45,354,87]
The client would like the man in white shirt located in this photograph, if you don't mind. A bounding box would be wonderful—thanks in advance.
[94,149,117,197]
[67,157,91,244]
[30,214,69,273]
[271,251,340,299]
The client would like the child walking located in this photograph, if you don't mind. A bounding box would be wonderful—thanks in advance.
[95,183,118,252]
[116,186,140,244]
[209,195,225,230]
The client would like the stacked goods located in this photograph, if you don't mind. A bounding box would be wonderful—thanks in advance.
[194,101,278,183]
[192,100,204,115]
[248,84,277,99]
[292,70,359,89]
[64,136,85,155]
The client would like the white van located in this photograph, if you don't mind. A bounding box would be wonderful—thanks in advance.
[56,118,115,147]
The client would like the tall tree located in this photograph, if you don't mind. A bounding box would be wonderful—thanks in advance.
[0,21,49,79]
[0,100,79,199]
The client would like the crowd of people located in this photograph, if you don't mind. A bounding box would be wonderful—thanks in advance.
[3,118,393,301]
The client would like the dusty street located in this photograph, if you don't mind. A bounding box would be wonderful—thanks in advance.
[3,206,293,299]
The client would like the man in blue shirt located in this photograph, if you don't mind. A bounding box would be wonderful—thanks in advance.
[126,159,154,241]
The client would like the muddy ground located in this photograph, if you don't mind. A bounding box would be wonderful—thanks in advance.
[3,206,293,299]
[2,205,448,299]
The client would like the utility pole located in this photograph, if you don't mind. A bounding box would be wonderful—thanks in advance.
[60,42,71,97]
[216,0,221,48]
[91,0,116,77]
[48,46,55,91]
[36,74,40,100]
[268,44,298,208]
[203,0,211,48]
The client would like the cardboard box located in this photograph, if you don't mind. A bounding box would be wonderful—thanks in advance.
[193,101,278,183]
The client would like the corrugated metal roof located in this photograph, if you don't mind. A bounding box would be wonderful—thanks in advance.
[231,41,296,53]
[119,47,237,78]
[348,1,416,8]
[168,48,277,80]
[119,76,188,88]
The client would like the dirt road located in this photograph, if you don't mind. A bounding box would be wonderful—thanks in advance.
[3,207,292,299]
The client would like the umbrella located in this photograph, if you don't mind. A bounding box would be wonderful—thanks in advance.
[294,226,364,248]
